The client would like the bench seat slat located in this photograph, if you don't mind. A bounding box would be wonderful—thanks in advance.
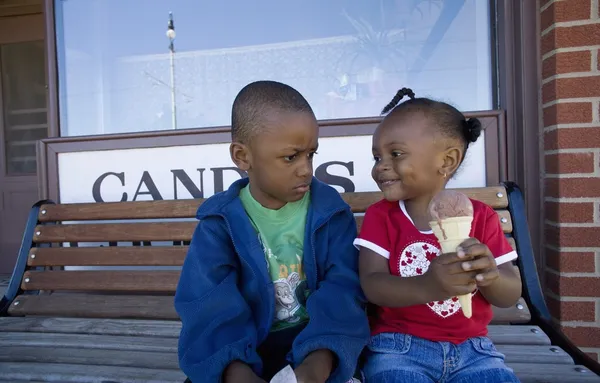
[498,344,574,364]
[28,246,188,267]
[0,332,177,352]
[508,363,600,382]
[0,318,547,345]
[487,325,550,345]
[37,187,509,222]
[0,346,179,370]
[0,317,181,337]
[0,362,185,383]
[21,270,179,292]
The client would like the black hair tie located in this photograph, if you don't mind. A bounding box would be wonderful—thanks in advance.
[463,118,482,143]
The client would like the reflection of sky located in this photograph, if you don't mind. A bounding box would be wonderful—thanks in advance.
[56,0,493,136]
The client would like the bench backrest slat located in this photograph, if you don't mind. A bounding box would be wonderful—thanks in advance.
[37,187,509,222]
[28,247,188,267]
[7,186,528,324]
[8,293,531,324]
[21,270,179,292]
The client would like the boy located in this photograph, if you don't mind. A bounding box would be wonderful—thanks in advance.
[174,80,370,383]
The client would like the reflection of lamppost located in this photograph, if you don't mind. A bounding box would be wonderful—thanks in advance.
[166,12,177,130]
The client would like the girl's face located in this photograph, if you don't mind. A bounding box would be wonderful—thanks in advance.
[371,112,455,202]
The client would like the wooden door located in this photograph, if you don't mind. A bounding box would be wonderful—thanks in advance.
[0,2,47,274]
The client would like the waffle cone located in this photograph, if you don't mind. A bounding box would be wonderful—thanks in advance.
[429,216,474,318]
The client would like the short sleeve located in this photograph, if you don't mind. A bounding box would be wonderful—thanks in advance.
[353,203,391,259]
[480,205,518,266]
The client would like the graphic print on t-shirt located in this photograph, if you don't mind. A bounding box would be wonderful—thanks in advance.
[257,233,309,330]
[398,240,474,318]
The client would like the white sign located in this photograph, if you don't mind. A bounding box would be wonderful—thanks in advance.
[58,135,486,203]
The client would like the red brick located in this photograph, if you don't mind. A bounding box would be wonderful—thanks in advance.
[545,128,600,150]
[543,76,600,103]
[546,225,600,247]
[542,51,592,79]
[545,201,595,223]
[545,272,600,297]
[545,177,600,198]
[542,24,600,55]
[545,248,597,272]
[545,153,595,174]
[546,295,596,321]
[562,326,600,348]
[587,352,600,362]
[541,0,592,31]
[543,102,593,125]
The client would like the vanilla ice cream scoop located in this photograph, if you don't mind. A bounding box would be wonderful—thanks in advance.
[428,190,474,318]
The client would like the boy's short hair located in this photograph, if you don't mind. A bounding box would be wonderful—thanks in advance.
[231,80,314,143]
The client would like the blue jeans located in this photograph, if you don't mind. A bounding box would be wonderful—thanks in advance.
[363,333,520,383]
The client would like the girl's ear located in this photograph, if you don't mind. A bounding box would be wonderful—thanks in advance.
[230,142,251,171]
[440,145,462,178]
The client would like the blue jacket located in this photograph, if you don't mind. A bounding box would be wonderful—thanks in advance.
[174,177,370,382]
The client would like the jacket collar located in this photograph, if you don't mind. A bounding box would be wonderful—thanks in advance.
[196,176,348,220]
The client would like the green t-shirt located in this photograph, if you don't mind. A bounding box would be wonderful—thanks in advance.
[239,185,310,332]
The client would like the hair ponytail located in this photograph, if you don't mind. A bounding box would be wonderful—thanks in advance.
[381,87,415,115]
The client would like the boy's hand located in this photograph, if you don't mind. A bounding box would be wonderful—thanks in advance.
[456,238,499,287]
[223,361,267,383]
[294,349,334,383]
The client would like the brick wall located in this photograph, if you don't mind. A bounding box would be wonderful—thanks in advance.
[541,0,600,361]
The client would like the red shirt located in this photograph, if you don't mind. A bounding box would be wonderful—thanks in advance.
[354,198,517,344]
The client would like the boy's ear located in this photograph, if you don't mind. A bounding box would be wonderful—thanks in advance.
[440,145,462,177]
[230,142,251,171]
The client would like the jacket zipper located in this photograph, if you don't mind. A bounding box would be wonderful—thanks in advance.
[221,215,273,340]
[310,207,345,289]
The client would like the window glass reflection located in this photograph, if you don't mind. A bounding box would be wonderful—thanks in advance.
[55,0,493,136]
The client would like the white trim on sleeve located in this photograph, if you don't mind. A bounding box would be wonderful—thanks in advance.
[353,238,390,259]
[495,250,518,266]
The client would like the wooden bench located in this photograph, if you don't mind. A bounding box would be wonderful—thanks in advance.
[0,183,599,382]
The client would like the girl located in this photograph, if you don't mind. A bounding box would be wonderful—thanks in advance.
[355,88,522,383]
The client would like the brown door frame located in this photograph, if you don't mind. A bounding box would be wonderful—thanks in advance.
[43,0,59,139]
[495,0,543,277]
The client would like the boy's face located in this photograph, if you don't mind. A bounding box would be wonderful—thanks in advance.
[232,110,319,209]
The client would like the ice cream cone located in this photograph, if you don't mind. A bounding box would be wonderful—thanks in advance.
[429,216,474,318]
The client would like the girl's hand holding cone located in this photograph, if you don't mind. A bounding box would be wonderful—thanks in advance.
[456,238,500,287]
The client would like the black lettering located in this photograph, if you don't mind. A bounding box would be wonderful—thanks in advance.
[211,167,247,193]
[315,161,355,192]
[133,171,163,201]
[92,172,127,202]
[172,169,205,199]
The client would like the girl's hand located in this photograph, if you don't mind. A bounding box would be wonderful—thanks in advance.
[425,252,478,299]
[457,238,499,287]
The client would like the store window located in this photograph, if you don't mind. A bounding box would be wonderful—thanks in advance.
[55,0,494,136]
